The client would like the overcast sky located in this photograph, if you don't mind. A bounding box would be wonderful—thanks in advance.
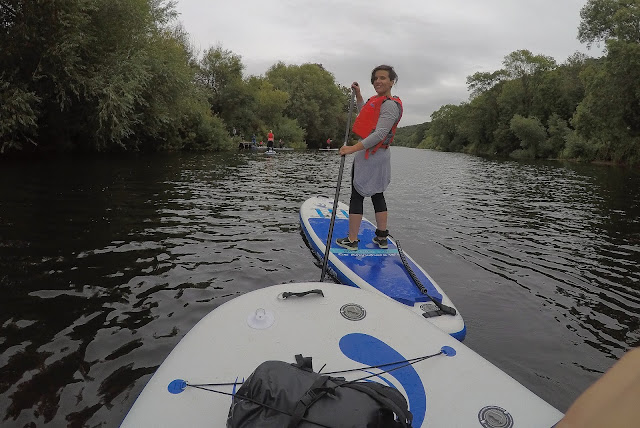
[174,0,603,126]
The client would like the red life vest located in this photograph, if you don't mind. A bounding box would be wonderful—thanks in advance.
[268,132,274,141]
[352,95,403,159]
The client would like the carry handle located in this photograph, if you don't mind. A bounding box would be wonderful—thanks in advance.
[280,289,325,299]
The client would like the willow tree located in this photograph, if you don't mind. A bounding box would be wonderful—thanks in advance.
[1,0,229,153]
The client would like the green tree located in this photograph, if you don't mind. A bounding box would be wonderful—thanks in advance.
[509,114,547,158]
[198,45,244,128]
[199,46,244,95]
[410,122,430,147]
[393,122,431,148]
[501,50,557,115]
[266,62,344,147]
[1,0,97,150]
[573,41,640,164]
[466,70,506,99]
[241,75,304,142]
[502,50,557,80]
[459,88,500,154]
[543,113,572,159]
[426,104,468,152]
[134,26,231,151]
[0,76,39,153]
[574,0,640,165]
[275,116,305,144]
[578,0,640,47]
[253,80,289,125]
[530,54,589,125]
[1,0,230,153]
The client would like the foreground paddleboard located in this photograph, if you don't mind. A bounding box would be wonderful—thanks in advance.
[300,196,465,340]
[121,282,563,427]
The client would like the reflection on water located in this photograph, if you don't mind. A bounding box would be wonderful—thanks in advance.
[432,158,640,352]
[0,149,638,426]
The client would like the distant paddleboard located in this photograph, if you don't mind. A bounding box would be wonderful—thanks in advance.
[319,148,339,151]
[121,282,563,427]
[300,196,465,340]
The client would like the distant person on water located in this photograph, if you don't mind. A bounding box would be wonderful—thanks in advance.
[251,134,257,145]
[326,138,332,148]
[337,65,402,251]
[267,130,275,149]
[279,139,284,148]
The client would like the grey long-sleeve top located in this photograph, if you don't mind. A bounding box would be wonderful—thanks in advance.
[352,99,401,197]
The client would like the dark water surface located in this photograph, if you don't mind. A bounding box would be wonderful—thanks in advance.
[1,148,638,427]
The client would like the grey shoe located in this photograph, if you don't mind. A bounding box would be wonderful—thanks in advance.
[372,235,388,249]
[336,237,359,250]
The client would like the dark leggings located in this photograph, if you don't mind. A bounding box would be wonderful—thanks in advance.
[349,167,387,215]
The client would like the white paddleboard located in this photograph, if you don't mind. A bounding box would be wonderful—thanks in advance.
[300,196,465,340]
[121,282,563,427]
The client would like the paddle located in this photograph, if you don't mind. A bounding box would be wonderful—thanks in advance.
[320,88,355,281]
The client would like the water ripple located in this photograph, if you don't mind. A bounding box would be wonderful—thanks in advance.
[0,149,638,425]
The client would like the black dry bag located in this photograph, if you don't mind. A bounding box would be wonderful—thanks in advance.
[227,354,413,428]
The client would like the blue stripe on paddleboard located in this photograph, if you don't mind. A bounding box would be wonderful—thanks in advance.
[314,207,349,219]
[331,248,398,255]
[340,333,427,427]
[450,325,466,342]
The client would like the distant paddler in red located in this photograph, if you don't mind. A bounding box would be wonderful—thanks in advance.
[267,130,275,149]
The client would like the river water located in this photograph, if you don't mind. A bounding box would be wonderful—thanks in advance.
[0,147,638,427]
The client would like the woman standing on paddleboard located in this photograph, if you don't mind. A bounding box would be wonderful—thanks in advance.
[267,130,275,149]
[337,65,403,251]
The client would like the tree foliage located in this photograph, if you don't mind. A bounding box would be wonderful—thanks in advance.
[1,0,231,153]
[398,0,640,167]
[0,0,353,155]
[2,0,638,165]
[0,76,39,153]
[393,122,430,148]
[573,40,640,164]
[509,114,547,159]
[578,0,640,46]
[266,62,346,147]
[466,70,506,99]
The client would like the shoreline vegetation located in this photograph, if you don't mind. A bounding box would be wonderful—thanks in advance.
[1,0,638,166]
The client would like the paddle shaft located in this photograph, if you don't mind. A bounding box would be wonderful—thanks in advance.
[321,89,355,281]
